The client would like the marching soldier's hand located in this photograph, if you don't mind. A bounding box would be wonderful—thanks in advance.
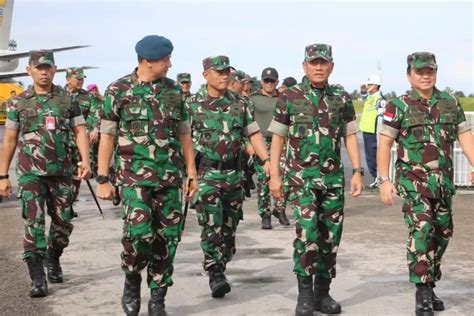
[269,175,284,201]
[183,176,198,200]
[0,179,12,198]
[89,131,99,143]
[246,144,255,156]
[350,173,363,197]
[263,160,271,177]
[77,163,91,180]
[380,181,397,205]
[97,182,115,201]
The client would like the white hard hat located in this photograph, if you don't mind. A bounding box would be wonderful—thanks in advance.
[366,74,382,86]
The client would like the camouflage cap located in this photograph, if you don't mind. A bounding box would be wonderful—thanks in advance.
[28,50,55,67]
[66,67,86,79]
[230,70,246,82]
[177,73,191,82]
[202,55,232,71]
[407,52,438,69]
[242,74,252,83]
[304,43,333,62]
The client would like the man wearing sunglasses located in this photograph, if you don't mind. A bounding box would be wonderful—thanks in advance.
[250,67,290,229]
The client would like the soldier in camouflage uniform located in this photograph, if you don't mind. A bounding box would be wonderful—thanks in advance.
[186,56,271,298]
[0,50,91,297]
[95,35,198,316]
[268,44,363,316]
[228,69,246,95]
[64,68,98,210]
[85,84,103,177]
[378,52,474,316]
[250,67,290,229]
[176,73,192,100]
[228,69,257,198]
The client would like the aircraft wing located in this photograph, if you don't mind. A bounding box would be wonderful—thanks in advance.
[0,66,98,80]
[0,45,90,62]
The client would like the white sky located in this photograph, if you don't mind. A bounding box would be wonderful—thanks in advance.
[10,0,474,95]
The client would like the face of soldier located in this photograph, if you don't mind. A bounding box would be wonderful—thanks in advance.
[228,80,243,95]
[27,64,56,88]
[278,85,287,93]
[261,78,278,94]
[242,81,252,95]
[303,59,334,87]
[204,68,230,92]
[90,88,100,98]
[67,76,84,91]
[148,55,172,80]
[407,67,437,93]
[179,81,192,93]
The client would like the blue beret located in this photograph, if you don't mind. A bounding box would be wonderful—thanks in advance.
[135,35,174,60]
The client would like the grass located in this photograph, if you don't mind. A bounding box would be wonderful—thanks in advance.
[459,98,474,112]
[353,98,474,113]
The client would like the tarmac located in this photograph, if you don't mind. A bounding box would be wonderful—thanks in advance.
[1,125,473,316]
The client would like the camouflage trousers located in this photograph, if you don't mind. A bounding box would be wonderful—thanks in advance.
[120,185,183,289]
[402,191,453,284]
[288,186,344,278]
[70,144,82,203]
[89,140,99,177]
[194,169,243,271]
[255,141,287,217]
[18,175,74,260]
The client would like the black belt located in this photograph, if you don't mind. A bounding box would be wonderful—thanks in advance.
[198,158,238,171]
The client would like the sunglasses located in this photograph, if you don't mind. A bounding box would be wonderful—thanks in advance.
[263,78,276,84]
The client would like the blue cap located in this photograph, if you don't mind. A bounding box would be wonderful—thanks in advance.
[135,35,173,60]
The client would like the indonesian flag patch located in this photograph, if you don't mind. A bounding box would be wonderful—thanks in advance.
[383,111,395,122]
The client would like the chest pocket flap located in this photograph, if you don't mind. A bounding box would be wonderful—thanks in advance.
[20,108,39,133]
[122,102,149,137]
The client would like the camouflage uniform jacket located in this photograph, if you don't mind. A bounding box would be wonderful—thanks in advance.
[380,88,471,198]
[186,89,260,163]
[65,88,95,156]
[5,85,85,177]
[87,94,103,133]
[100,70,191,187]
[268,77,357,189]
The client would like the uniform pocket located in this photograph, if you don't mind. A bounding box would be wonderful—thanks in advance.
[20,109,39,133]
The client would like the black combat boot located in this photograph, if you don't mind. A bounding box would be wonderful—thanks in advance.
[46,247,63,283]
[208,264,231,298]
[26,254,48,298]
[261,214,272,230]
[122,273,142,316]
[148,287,168,316]
[295,275,314,316]
[415,283,434,316]
[314,276,341,314]
[429,282,444,311]
[272,209,290,226]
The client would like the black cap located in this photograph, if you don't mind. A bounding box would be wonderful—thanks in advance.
[261,67,278,81]
[282,76,297,88]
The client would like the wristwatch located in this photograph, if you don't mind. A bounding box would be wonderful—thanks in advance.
[377,176,390,185]
[96,175,109,184]
[0,174,8,180]
[352,167,364,176]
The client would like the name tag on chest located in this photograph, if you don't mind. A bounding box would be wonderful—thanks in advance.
[45,116,56,130]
